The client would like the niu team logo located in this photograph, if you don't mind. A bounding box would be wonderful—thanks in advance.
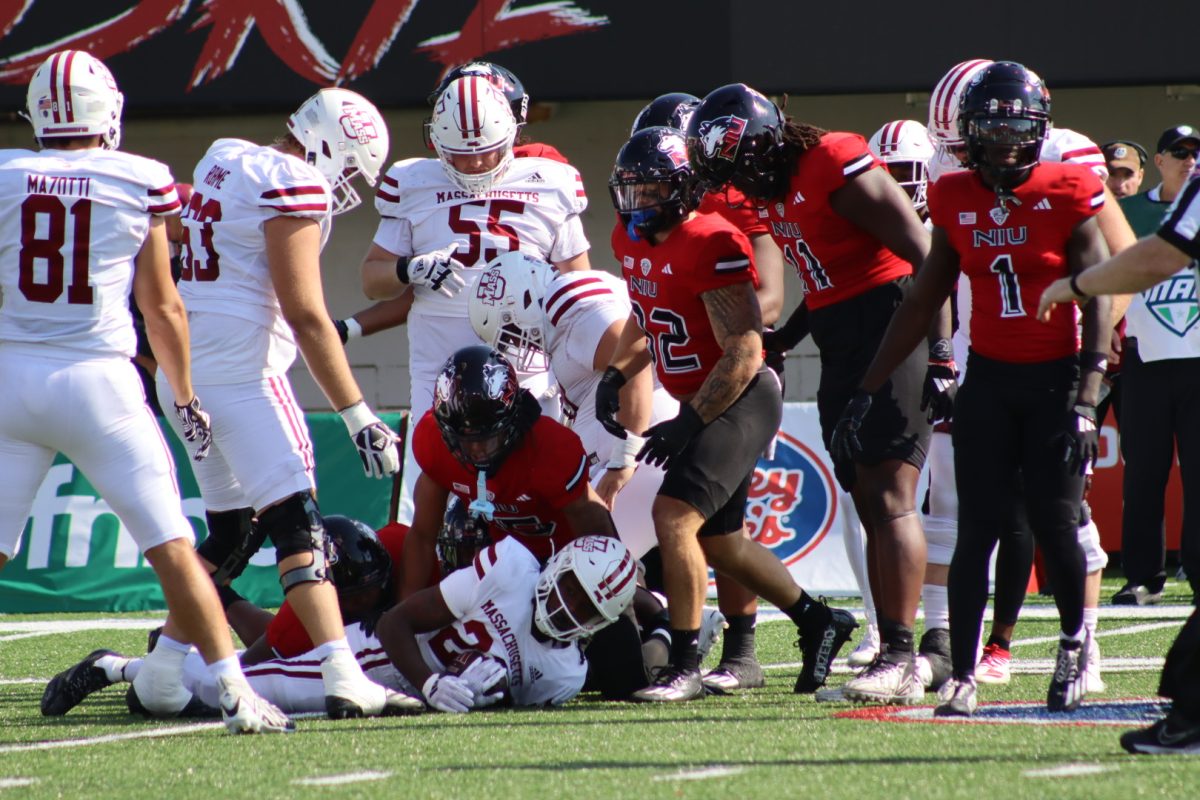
[656,136,689,169]
[1142,272,1198,336]
[339,102,379,144]
[475,269,506,306]
[482,363,513,401]
[743,431,836,568]
[697,115,748,162]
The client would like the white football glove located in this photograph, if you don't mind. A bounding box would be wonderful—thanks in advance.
[174,396,213,462]
[338,401,400,479]
[457,657,507,708]
[422,672,474,714]
[404,248,467,298]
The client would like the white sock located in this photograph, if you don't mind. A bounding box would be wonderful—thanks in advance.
[152,633,192,655]
[1060,627,1084,644]
[312,638,351,662]
[921,584,950,631]
[207,655,246,686]
[96,654,136,684]
[1082,607,1099,639]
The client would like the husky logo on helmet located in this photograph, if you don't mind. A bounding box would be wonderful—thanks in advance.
[435,371,455,404]
[657,135,689,169]
[482,362,512,401]
[698,115,748,162]
[475,269,507,305]
[339,102,380,144]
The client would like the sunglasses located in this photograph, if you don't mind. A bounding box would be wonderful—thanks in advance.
[1167,146,1199,160]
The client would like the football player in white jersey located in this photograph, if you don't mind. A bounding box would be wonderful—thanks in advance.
[156,87,416,719]
[925,60,1133,693]
[359,75,592,522]
[0,50,290,734]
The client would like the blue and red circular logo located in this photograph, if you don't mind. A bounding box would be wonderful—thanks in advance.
[744,431,837,566]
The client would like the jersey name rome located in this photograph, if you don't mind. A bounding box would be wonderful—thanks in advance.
[374,156,589,316]
[0,147,180,358]
[927,161,1104,363]
[176,139,333,383]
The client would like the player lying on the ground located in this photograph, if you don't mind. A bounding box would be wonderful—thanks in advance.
[43,536,635,715]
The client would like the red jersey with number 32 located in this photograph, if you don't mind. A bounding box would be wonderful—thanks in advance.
[413,411,590,562]
[611,212,758,398]
[760,132,911,310]
[928,162,1104,363]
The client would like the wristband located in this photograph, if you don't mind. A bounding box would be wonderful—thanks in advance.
[337,400,377,434]
[1069,273,1088,299]
[343,317,363,341]
[1079,350,1108,375]
[395,256,411,284]
[607,433,647,470]
[928,337,954,363]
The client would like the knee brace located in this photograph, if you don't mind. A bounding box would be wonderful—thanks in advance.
[258,491,330,594]
[197,507,263,585]
[1076,519,1109,573]
[923,514,958,567]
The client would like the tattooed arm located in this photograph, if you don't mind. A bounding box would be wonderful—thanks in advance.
[690,281,764,423]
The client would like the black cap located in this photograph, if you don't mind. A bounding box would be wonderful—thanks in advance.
[1156,125,1200,153]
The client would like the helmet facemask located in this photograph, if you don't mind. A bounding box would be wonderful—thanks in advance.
[534,536,636,642]
[534,555,607,641]
[609,174,690,241]
[287,89,389,216]
[429,76,518,195]
[432,347,524,473]
[469,254,554,374]
[964,115,1046,190]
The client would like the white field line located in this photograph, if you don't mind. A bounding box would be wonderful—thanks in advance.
[0,778,39,788]
[0,619,162,644]
[1013,621,1181,647]
[1023,763,1117,778]
[756,605,1194,623]
[0,722,222,754]
[293,771,393,787]
[764,655,1163,675]
[653,766,745,782]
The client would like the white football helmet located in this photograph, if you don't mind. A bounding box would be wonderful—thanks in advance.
[429,75,518,194]
[25,50,124,149]
[535,536,636,642]
[287,88,389,215]
[868,120,935,212]
[468,251,556,373]
[928,59,993,148]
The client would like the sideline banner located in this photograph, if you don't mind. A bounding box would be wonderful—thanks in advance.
[0,413,404,614]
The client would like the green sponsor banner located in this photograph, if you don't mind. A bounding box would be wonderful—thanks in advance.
[0,413,404,613]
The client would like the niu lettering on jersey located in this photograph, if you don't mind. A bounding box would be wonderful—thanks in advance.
[928,162,1105,363]
[698,185,770,237]
[412,413,589,561]
[761,132,910,310]
[611,212,757,398]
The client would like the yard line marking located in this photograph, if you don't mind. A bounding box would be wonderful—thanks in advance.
[1023,763,1116,778]
[293,771,392,787]
[761,656,1163,674]
[0,778,38,789]
[1013,621,1181,647]
[653,766,745,782]
[0,679,48,685]
[0,722,222,753]
[756,605,1193,622]
[0,619,162,634]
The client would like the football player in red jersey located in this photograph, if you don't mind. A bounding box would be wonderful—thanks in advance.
[831,62,1113,716]
[631,94,786,692]
[688,84,937,704]
[601,126,857,702]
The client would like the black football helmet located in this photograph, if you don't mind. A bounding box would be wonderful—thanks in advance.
[631,92,701,135]
[957,61,1051,189]
[433,346,524,472]
[686,83,787,200]
[436,497,492,576]
[324,515,391,603]
[609,126,699,241]
[428,62,529,125]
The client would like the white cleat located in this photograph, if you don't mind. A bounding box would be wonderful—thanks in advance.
[218,677,295,734]
[842,656,923,705]
[698,607,727,662]
[847,624,880,668]
[321,649,396,719]
[1084,632,1106,694]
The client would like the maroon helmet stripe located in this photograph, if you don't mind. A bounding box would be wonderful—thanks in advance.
[934,60,989,132]
[48,52,61,123]
[596,552,635,600]
[61,50,76,123]
[469,76,481,136]
[458,79,470,135]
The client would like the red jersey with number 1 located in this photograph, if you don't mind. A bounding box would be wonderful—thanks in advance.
[611,212,758,398]
[927,162,1104,363]
[760,132,911,310]
[698,186,770,237]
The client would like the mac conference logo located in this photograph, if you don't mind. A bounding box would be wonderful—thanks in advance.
[1143,271,1198,337]
[744,431,837,565]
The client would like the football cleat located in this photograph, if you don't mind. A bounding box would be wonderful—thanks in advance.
[1112,582,1164,606]
[702,659,766,694]
[975,642,1012,685]
[1085,632,1106,694]
[847,624,880,668]
[794,601,858,693]
[632,666,704,703]
[842,653,923,705]
[697,607,727,663]
[917,628,953,692]
[126,685,218,718]
[1047,636,1087,712]
[321,649,394,718]
[218,677,295,734]
[41,649,117,716]
[814,685,849,703]
[1120,710,1200,755]
[933,676,978,717]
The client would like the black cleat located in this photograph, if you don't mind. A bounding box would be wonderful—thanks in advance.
[126,685,220,719]
[1047,637,1087,712]
[795,601,858,693]
[1120,710,1200,754]
[918,628,953,692]
[41,649,117,716]
[702,659,766,694]
[632,666,704,703]
[1112,582,1164,606]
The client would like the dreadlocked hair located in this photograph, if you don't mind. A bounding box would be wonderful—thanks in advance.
[782,118,827,155]
[511,388,542,436]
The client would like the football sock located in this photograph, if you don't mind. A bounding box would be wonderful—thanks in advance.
[97,654,135,683]
[153,633,192,655]
[669,629,700,673]
[782,591,817,627]
[720,613,758,663]
[921,584,950,631]
[880,619,914,658]
[1083,607,1099,639]
[312,638,352,662]
[986,634,1011,651]
[207,655,246,685]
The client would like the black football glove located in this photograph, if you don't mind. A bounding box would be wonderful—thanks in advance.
[637,404,704,469]
[830,389,872,467]
[595,367,628,439]
[921,360,958,424]
[1059,402,1099,476]
[333,318,350,344]
[174,396,213,461]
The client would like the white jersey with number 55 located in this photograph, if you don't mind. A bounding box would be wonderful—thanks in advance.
[177,138,332,384]
[373,156,589,317]
[0,147,180,358]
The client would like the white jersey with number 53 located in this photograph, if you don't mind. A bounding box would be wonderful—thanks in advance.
[373,156,589,317]
[0,147,179,358]
[177,138,333,384]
